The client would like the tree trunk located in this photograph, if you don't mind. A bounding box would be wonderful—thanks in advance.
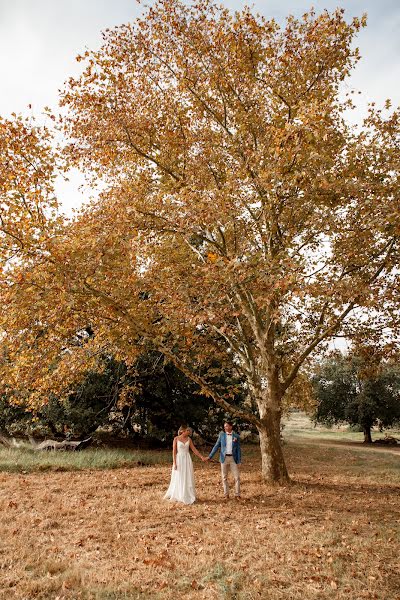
[363,426,372,444]
[258,410,290,484]
[121,406,136,436]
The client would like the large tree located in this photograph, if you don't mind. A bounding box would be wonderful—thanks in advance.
[1,1,399,482]
[313,352,400,443]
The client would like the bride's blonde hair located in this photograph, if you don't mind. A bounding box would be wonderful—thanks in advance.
[178,425,191,435]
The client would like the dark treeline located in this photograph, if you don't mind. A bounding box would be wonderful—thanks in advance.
[2,351,399,446]
[0,352,250,445]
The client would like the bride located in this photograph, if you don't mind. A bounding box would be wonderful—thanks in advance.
[164,425,206,504]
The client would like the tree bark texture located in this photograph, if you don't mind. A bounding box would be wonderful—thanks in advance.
[257,410,290,484]
[363,426,372,444]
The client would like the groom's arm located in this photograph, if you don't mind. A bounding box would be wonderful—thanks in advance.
[208,433,222,459]
[235,435,242,464]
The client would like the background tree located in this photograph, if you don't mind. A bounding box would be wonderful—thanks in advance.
[312,352,400,443]
[0,396,31,438]
[124,351,248,443]
[40,357,126,438]
[0,357,125,439]
[1,1,399,482]
[0,352,241,441]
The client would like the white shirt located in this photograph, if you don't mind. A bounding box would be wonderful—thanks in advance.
[225,432,233,454]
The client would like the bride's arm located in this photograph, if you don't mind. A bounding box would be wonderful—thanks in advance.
[173,437,178,469]
[189,438,205,460]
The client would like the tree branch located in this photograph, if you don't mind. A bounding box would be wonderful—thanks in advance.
[282,237,398,391]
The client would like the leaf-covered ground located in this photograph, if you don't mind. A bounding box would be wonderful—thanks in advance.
[0,440,399,600]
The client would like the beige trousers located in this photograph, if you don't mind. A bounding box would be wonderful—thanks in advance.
[221,456,240,497]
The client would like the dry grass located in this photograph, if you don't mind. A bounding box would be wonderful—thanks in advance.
[0,439,399,600]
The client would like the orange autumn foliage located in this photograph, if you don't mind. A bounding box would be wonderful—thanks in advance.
[1,2,399,482]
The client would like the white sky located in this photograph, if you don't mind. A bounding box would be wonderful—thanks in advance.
[1,0,399,211]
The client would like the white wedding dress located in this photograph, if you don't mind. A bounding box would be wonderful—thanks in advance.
[164,440,196,504]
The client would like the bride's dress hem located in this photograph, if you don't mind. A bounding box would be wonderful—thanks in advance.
[164,495,196,505]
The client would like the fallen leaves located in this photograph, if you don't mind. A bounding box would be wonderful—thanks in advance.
[143,549,174,569]
[0,442,398,600]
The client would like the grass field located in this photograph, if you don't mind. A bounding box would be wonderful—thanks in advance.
[283,411,400,442]
[0,424,399,600]
[0,445,168,474]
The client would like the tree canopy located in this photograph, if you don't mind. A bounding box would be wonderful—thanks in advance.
[1,1,399,482]
[313,351,400,443]
[0,353,238,442]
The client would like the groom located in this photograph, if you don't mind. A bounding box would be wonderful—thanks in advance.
[207,421,241,499]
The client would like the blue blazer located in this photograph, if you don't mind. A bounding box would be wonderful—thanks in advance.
[209,431,241,464]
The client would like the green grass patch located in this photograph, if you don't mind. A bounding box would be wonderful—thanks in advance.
[285,437,400,484]
[284,427,398,442]
[283,411,400,443]
[0,446,169,473]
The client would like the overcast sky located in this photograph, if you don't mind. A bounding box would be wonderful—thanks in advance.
[1,0,399,210]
